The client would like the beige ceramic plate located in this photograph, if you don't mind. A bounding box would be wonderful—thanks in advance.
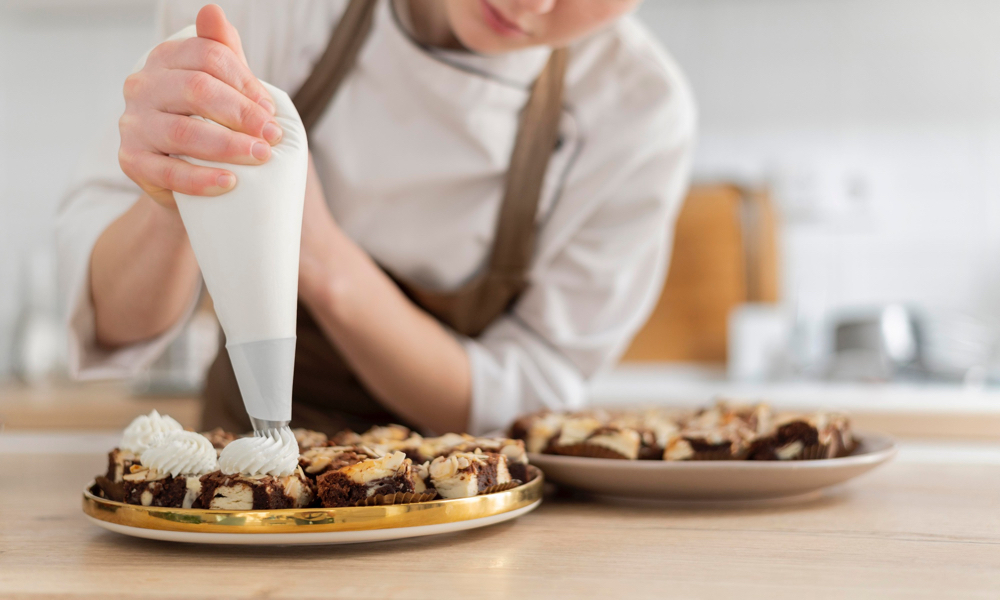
[528,433,896,500]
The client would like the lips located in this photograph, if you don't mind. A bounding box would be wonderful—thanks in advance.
[479,0,527,37]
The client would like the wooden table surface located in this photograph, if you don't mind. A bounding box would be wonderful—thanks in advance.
[2,443,1000,599]
[0,382,201,431]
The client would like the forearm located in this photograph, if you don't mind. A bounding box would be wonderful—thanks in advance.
[90,194,200,348]
[300,229,472,434]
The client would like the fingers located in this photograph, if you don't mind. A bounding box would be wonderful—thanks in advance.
[143,111,272,165]
[148,37,275,116]
[151,68,281,144]
[116,4,282,202]
[196,4,248,66]
[120,149,237,197]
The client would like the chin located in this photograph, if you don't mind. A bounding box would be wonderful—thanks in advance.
[455,31,525,54]
[445,0,536,54]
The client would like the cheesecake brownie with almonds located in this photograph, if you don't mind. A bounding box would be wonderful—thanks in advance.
[96,415,533,511]
[299,445,381,477]
[121,465,206,509]
[509,402,856,462]
[197,468,314,510]
[315,451,418,507]
[747,412,855,460]
[428,449,513,499]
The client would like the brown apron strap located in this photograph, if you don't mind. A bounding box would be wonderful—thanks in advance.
[490,47,568,278]
[398,47,568,336]
[292,0,378,131]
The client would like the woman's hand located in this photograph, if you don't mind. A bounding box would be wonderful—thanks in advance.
[117,4,283,209]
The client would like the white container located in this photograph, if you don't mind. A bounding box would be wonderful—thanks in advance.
[728,303,792,382]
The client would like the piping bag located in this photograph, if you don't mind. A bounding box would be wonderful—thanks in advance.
[151,26,308,438]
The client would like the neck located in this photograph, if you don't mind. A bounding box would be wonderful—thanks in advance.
[397,0,465,50]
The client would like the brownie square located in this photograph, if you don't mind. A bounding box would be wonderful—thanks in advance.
[197,469,314,510]
[106,448,140,483]
[299,445,380,477]
[428,450,512,499]
[315,451,417,507]
[121,467,204,509]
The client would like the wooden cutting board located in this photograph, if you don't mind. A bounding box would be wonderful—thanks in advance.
[622,184,779,363]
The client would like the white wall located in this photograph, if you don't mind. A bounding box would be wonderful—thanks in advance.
[0,1,157,376]
[637,0,1000,332]
[1,0,998,376]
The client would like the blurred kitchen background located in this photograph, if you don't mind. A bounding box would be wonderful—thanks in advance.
[3,0,1000,433]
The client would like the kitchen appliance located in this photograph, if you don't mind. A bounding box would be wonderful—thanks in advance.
[828,305,921,381]
[827,305,997,383]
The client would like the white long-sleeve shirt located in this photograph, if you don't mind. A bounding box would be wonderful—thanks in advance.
[56,0,696,435]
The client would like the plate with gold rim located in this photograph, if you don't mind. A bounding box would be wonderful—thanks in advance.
[82,466,543,545]
[528,433,896,501]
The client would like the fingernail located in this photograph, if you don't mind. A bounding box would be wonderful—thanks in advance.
[263,122,282,144]
[252,141,270,161]
[217,173,235,190]
[259,98,276,115]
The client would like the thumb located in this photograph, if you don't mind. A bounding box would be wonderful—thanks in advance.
[196,4,248,66]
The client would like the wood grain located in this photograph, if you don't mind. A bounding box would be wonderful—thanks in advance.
[1,452,998,599]
[850,412,1000,441]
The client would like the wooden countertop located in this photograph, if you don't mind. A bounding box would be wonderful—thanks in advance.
[0,381,201,430]
[2,441,1000,598]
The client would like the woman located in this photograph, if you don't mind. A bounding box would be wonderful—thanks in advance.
[58,0,695,436]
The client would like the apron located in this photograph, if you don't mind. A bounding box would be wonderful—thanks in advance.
[201,0,568,435]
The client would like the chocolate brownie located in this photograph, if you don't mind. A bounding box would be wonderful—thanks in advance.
[121,466,204,509]
[299,445,381,477]
[200,428,238,451]
[105,448,140,483]
[428,450,512,499]
[292,428,328,451]
[748,413,855,460]
[316,451,417,507]
[197,468,314,510]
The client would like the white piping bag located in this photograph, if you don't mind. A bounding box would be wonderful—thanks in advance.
[150,26,307,425]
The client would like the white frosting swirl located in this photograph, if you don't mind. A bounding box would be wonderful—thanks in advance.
[218,428,299,477]
[120,410,183,455]
[140,430,218,477]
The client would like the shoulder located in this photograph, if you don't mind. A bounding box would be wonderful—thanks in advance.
[539,17,698,245]
[564,14,697,151]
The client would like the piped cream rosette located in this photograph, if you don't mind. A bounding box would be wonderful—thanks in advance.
[119,410,184,455]
[218,428,300,477]
[140,430,218,477]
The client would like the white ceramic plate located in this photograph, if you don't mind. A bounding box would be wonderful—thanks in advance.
[85,501,541,545]
[528,433,897,501]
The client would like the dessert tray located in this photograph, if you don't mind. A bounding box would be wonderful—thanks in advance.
[528,434,894,500]
[510,402,896,501]
[84,415,543,546]
[83,465,543,545]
